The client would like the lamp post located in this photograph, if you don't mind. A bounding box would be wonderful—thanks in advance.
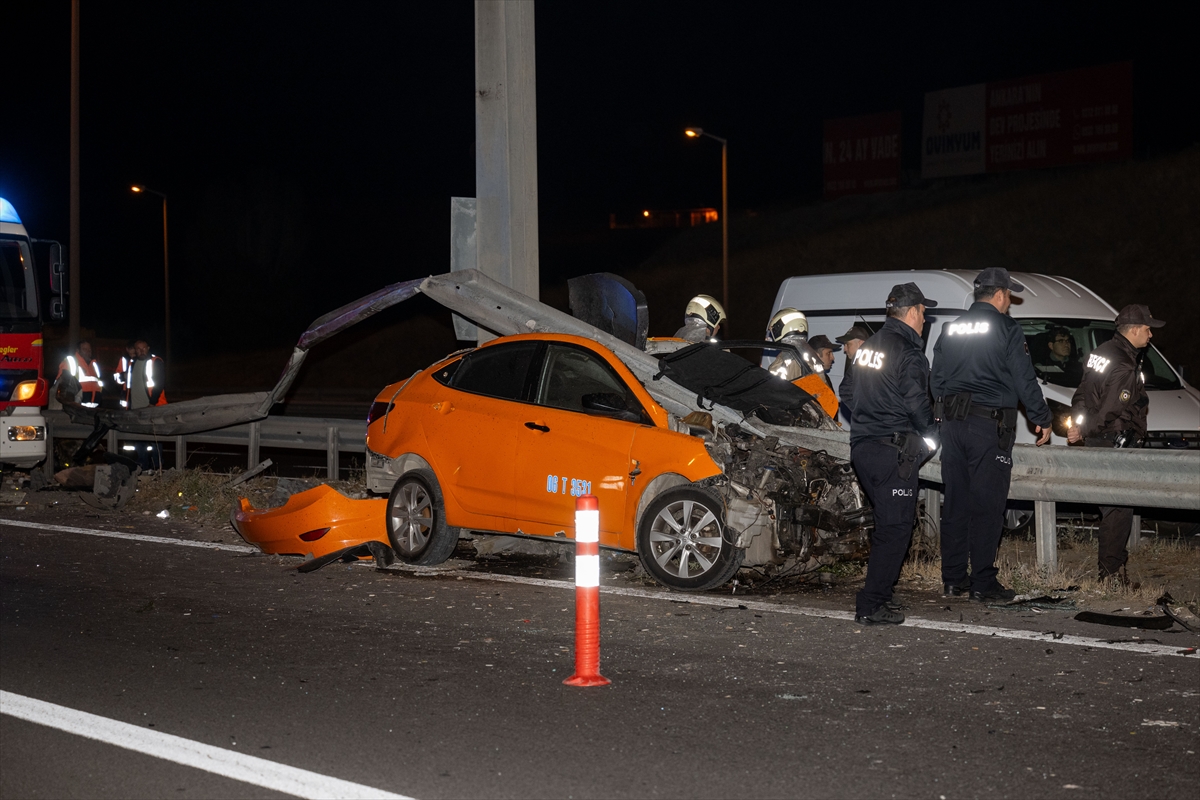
[684,127,728,316]
[130,185,171,360]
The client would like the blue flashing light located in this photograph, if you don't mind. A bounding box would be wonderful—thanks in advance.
[0,198,21,224]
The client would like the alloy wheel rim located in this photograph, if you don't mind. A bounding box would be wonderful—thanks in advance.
[648,499,722,578]
[391,482,433,552]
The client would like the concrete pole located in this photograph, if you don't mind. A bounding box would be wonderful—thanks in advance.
[475,0,539,345]
[69,0,81,350]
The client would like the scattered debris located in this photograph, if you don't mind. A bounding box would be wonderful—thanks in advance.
[297,540,395,573]
[1157,593,1200,632]
[1074,610,1175,630]
[156,509,170,519]
[229,459,274,487]
[1140,720,1183,728]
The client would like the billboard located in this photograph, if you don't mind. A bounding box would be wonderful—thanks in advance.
[921,62,1132,179]
[823,111,902,199]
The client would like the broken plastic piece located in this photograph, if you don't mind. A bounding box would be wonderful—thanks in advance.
[1073,610,1175,630]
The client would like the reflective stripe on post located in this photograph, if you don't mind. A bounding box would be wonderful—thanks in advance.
[563,494,610,687]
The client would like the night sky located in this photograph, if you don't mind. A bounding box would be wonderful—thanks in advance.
[3,2,1193,359]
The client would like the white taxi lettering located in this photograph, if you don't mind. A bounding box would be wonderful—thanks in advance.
[547,475,593,497]
[1087,353,1110,373]
[946,321,990,336]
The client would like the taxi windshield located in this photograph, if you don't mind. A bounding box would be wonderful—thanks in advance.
[1019,317,1180,390]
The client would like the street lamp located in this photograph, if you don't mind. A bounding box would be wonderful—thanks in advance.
[130,185,171,360]
[684,127,728,317]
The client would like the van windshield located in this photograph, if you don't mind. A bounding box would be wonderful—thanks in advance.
[1019,318,1180,390]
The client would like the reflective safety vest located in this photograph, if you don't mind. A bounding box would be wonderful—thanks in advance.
[114,356,130,390]
[58,352,104,407]
[124,355,168,409]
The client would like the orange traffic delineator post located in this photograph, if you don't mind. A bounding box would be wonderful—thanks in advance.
[564,494,610,687]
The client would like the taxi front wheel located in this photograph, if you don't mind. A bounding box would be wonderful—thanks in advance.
[636,486,743,592]
[387,469,457,565]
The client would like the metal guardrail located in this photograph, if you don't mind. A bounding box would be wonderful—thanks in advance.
[44,410,367,479]
[44,406,1198,572]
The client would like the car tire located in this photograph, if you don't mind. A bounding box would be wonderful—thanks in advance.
[636,486,743,592]
[387,469,456,565]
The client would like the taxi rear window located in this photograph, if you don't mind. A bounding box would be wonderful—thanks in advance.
[444,340,538,401]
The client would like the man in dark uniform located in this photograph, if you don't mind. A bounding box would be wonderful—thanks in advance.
[931,267,1052,602]
[1067,304,1164,583]
[847,283,940,625]
[835,324,870,426]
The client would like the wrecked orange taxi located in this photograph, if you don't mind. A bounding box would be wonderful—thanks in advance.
[232,484,387,559]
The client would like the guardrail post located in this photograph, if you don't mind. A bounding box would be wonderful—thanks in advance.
[106,428,117,455]
[1128,513,1141,551]
[327,426,339,479]
[1035,500,1057,572]
[174,435,186,470]
[923,488,941,544]
[43,417,56,480]
[248,421,260,469]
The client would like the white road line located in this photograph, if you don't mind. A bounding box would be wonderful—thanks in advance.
[0,518,257,553]
[5,517,1194,659]
[0,690,411,800]
[397,567,1197,659]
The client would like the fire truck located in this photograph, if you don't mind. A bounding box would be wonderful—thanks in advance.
[0,197,65,468]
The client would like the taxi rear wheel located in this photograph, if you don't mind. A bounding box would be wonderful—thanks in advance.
[387,469,456,565]
[636,486,743,592]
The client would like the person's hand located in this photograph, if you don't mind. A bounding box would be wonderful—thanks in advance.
[1066,425,1081,444]
[1035,425,1052,446]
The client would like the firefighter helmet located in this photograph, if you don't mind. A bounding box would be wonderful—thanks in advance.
[684,295,726,329]
[767,308,808,342]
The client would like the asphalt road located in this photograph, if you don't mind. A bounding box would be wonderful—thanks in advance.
[2,513,1197,799]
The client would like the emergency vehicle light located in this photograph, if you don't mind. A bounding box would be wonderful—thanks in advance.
[12,381,39,401]
[7,426,44,442]
[0,198,21,224]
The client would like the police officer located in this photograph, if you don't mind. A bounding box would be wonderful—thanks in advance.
[931,267,1052,602]
[835,324,871,425]
[765,308,824,381]
[1067,304,1164,583]
[847,283,940,625]
[674,295,726,342]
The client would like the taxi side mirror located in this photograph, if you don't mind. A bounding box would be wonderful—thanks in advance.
[582,392,640,422]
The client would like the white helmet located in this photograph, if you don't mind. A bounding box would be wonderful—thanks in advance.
[684,294,726,329]
[767,308,808,342]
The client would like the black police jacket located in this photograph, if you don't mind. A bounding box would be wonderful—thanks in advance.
[1069,332,1148,440]
[930,301,1052,427]
[847,317,937,446]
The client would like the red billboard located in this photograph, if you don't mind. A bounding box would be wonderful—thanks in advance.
[823,111,902,199]
[985,61,1132,171]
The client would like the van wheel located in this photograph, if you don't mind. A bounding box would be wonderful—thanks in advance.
[387,469,456,565]
[636,486,743,592]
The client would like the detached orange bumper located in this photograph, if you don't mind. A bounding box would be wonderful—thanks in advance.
[232,484,387,559]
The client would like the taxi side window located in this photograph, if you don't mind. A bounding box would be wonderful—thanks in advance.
[536,343,644,418]
[447,341,538,401]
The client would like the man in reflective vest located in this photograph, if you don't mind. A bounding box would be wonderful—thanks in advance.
[126,339,167,409]
[113,340,136,407]
[56,339,104,407]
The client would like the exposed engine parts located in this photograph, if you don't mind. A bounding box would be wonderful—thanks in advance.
[699,423,872,574]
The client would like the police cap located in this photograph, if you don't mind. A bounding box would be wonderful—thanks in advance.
[835,324,871,344]
[885,282,938,309]
[974,267,1025,293]
[808,334,841,353]
[1114,304,1165,328]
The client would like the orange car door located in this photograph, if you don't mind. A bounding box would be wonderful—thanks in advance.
[420,340,540,523]
[512,343,640,543]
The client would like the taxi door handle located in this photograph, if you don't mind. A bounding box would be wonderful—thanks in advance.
[524,421,550,433]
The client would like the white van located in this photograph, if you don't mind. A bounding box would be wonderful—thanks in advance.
[769,270,1200,448]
